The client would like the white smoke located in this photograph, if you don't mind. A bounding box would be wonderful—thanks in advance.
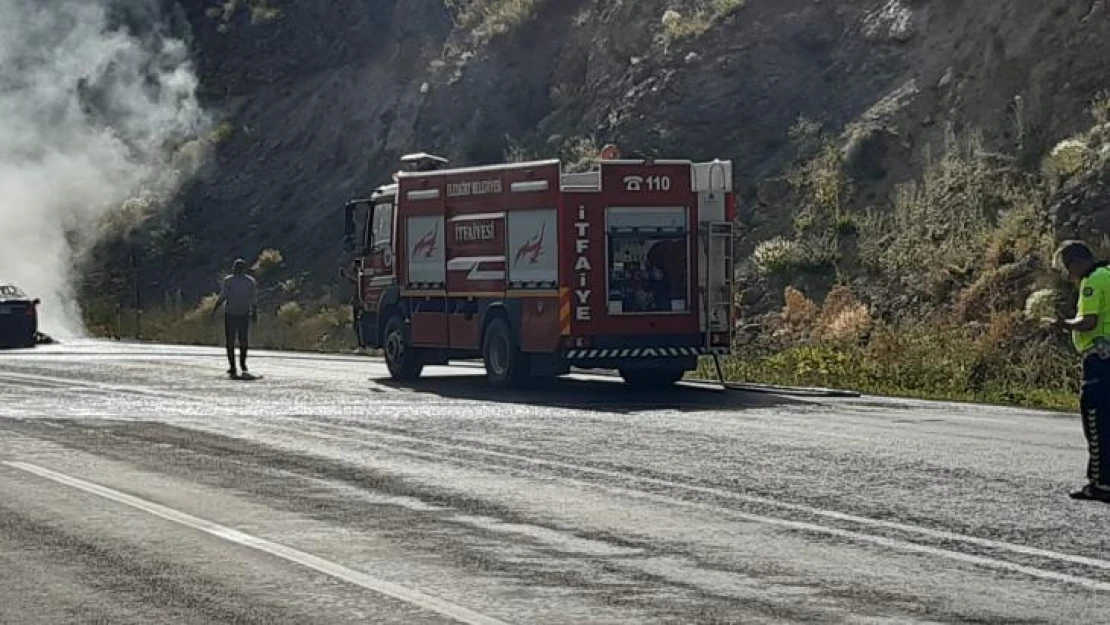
[0,0,206,337]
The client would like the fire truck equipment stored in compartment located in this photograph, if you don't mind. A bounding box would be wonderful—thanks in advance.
[342,150,736,389]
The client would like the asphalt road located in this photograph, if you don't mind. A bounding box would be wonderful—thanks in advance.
[1,340,1109,624]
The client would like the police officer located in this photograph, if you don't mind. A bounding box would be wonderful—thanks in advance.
[1051,240,1110,502]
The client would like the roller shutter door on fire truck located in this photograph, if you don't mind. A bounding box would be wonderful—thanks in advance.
[507,209,558,289]
[406,215,445,289]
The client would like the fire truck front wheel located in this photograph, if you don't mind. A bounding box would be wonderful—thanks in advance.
[482,317,528,389]
[383,314,423,381]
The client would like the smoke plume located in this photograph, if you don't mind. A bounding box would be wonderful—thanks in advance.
[0,0,206,337]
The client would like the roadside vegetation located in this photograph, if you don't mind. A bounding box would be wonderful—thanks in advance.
[709,95,1110,412]
[83,94,1110,411]
[205,0,284,32]
[660,0,747,46]
[84,248,361,354]
[436,0,748,79]
[75,0,1110,414]
[444,0,546,45]
[694,292,1078,411]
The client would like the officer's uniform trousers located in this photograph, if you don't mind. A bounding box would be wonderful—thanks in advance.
[1080,353,1110,486]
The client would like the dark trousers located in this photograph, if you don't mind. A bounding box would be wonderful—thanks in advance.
[224,314,250,370]
[1080,355,1110,486]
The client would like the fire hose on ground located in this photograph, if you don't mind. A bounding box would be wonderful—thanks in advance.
[702,354,861,398]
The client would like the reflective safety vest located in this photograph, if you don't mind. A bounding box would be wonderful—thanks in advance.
[1073,265,1110,354]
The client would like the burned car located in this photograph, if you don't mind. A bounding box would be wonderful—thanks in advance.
[0,284,40,348]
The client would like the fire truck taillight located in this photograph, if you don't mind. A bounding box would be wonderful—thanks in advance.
[725,193,737,222]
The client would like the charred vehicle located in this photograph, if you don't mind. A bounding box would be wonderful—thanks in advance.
[0,284,40,348]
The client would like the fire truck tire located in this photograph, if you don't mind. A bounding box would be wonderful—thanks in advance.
[619,368,684,389]
[383,314,423,381]
[482,317,528,389]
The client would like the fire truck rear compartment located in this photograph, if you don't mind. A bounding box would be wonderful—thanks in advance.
[604,206,691,317]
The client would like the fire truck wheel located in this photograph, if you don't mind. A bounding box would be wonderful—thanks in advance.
[383,314,423,381]
[619,368,684,389]
[482,317,527,388]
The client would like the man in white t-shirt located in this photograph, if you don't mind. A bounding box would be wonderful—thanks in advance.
[212,258,257,378]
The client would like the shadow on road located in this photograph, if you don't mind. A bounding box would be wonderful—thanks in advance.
[374,374,807,414]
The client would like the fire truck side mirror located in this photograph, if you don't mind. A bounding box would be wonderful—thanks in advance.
[343,203,357,237]
[342,201,359,252]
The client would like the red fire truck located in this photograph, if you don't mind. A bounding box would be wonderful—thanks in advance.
[342,151,736,389]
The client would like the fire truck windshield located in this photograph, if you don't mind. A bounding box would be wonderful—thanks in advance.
[605,207,690,315]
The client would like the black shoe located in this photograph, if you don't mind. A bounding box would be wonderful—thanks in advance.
[227,367,239,378]
[1069,484,1110,502]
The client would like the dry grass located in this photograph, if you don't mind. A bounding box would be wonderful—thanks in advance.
[729,125,1077,410]
[815,286,871,343]
[1043,138,1092,181]
[752,237,803,275]
[560,136,600,173]
[780,286,818,331]
[862,134,996,281]
[660,0,747,44]
[206,0,284,31]
[446,0,545,45]
[252,248,284,277]
[700,318,1078,411]
[1092,90,1110,126]
[1024,288,1059,320]
[211,122,236,144]
[753,137,850,278]
[90,297,358,354]
[849,130,1056,312]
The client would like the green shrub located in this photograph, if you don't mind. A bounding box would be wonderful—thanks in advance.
[207,0,283,28]
[277,301,304,325]
[701,320,1077,411]
[1024,289,1060,321]
[446,0,545,43]
[752,237,804,275]
[660,0,747,44]
[1091,90,1110,126]
[560,136,599,173]
[858,134,996,289]
[210,122,235,144]
[98,299,358,354]
[1042,138,1091,181]
[252,248,284,278]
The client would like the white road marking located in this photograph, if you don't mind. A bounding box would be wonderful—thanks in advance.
[3,461,510,625]
[258,418,1110,576]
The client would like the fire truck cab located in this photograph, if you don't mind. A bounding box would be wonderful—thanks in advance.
[343,150,736,389]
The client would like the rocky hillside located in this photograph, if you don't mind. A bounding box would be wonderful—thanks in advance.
[85,0,1110,313]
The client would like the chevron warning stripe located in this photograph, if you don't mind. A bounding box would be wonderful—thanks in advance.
[564,346,731,359]
[559,288,572,336]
